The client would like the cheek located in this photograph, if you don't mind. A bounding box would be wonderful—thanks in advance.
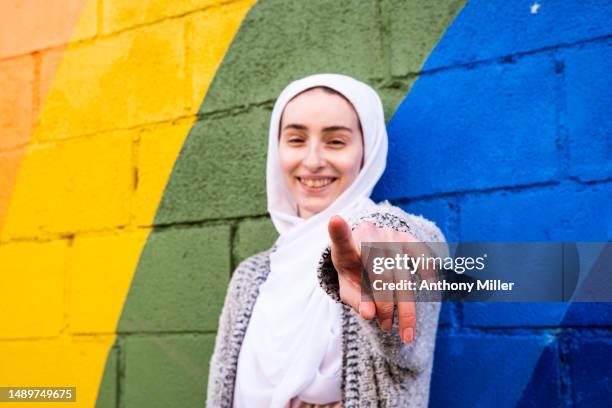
[334,151,363,182]
[278,148,299,176]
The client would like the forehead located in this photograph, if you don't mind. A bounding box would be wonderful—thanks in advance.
[280,88,360,128]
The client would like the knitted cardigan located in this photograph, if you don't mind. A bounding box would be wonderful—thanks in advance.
[206,201,447,407]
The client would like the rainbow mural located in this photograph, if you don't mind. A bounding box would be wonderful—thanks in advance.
[1,1,610,407]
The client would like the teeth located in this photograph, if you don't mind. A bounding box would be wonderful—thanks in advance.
[301,178,334,188]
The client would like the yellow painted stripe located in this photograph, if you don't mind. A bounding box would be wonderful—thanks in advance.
[0,1,255,406]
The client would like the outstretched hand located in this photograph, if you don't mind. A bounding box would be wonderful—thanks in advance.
[328,215,434,344]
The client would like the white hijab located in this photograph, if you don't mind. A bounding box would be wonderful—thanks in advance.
[233,73,388,407]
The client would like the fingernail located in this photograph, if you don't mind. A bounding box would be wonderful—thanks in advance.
[403,328,414,343]
[381,319,392,332]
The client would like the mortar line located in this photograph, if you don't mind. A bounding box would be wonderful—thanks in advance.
[0,214,274,246]
[389,180,558,203]
[117,336,125,408]
[0,0,250,62]
[0,99,269,151]
[553,49,570,178]
[60,234,75,338]
[375,0,391,81]
[229,220,239,275]
[413,33,612,78]
[558,333,575,407]
[128,128,141,227]
[389,176,612,204]
[451,325,612,336]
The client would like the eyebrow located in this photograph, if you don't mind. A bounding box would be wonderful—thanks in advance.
[282,124,353,133]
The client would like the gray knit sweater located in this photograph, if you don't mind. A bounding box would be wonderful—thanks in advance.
[206,201,447,407]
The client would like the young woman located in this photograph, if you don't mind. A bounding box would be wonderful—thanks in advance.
[207,73,446,408]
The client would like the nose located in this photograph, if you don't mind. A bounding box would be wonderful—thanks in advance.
[302,141,325,171]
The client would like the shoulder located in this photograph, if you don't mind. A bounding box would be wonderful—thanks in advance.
[229,248,273,292]
[347,200,447,244]
[235,248,271,273]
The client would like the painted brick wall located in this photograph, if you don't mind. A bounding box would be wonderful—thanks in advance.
[1,1,610,407]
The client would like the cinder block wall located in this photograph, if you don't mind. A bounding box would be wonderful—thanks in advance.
[0,1,610,407]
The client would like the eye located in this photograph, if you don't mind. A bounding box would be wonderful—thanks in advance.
[328,139,346,146]
[283,134,304,144]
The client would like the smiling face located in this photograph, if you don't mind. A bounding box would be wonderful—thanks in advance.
[278,87,364,219]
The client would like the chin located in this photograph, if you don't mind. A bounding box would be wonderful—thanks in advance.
[300,200,333,216]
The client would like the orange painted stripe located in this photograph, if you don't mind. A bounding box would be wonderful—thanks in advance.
[0,0,90,237]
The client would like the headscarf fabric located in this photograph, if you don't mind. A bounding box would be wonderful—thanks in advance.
[233,73,389,407]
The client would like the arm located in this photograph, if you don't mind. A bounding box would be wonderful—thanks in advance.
[317,200,448,373]
[206,264,240,408]
[206,251,270,407]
